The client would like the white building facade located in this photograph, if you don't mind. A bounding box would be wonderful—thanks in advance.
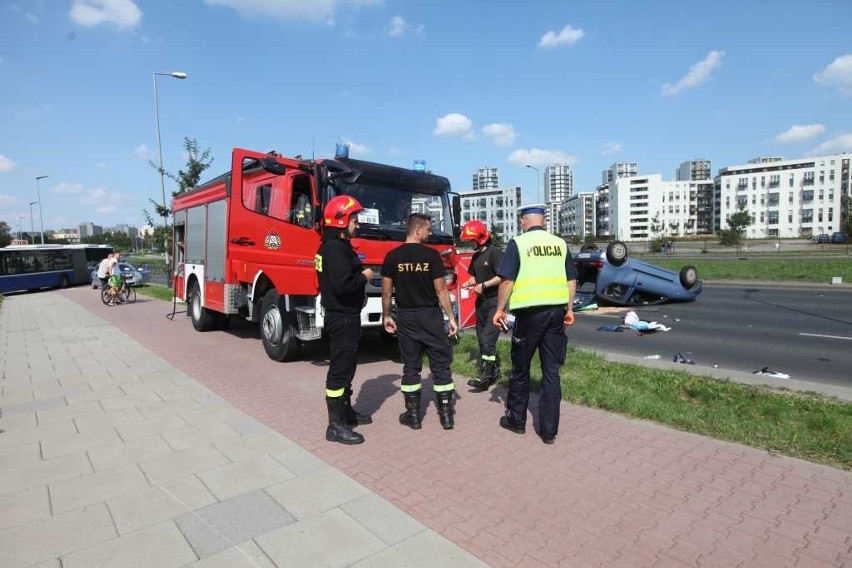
[557,193,596,240]
[472,167,499,192]
[544,164,574,202]
[459,186,523,241]
[716,154,851,238]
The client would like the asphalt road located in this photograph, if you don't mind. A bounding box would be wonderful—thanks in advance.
[567,282,852,388]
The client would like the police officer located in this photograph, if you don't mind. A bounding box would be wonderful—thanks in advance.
[460,220,504,392]
[492,204,577,444]
[316,195,374,445]
[381,213,459,430]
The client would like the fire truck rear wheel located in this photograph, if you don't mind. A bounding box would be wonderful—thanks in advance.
[189,281,217,332]
[260,290,299,361]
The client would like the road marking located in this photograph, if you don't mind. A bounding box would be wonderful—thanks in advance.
[799,333,852,341]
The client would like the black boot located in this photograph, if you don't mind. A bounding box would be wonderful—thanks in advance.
[467,360,497,391]
[326,397,364,444]
[343,388,372,426]
[435,391,455,430]
[399,391,422,430]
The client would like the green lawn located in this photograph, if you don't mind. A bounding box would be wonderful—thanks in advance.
[651,257,852,283]
[451,334,852,470]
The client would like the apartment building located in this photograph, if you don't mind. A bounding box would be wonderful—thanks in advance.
[544,164,574,202]
[556,193,596,240]
[716,153,851,238]
[472,167,499,192]
[676,159,712,181]
[596,162,639,238]
[459,186,523,241]
[78,222,103,238]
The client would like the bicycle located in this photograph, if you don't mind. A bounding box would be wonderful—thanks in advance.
[101,274,137,305]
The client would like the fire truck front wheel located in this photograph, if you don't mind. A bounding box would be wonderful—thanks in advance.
[260,290,300,361]
[189,281,218,332]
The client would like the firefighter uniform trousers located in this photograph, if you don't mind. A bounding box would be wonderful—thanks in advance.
[506,305,568,438]
[325,312,360,392]
[396,306,454,394]
[475,294,500,364]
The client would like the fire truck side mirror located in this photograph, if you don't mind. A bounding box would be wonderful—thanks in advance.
[259,157,287,176]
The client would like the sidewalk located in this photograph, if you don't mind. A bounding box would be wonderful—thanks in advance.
[2,288,852,568]
[0,292,483,568]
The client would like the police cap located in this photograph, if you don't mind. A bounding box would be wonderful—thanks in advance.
[518,203,547,216]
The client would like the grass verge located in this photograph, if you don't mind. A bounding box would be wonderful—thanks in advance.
[650,257,852,283]
[451,333,852,469]
[135,283,176,302]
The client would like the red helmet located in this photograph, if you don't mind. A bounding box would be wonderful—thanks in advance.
[323,195,364,229]
[460,220,490,246]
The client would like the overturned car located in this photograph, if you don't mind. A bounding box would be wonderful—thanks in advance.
[573,241,702,307]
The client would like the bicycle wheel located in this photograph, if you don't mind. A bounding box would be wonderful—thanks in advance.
[124,286,137,303]
[101,287,112,305]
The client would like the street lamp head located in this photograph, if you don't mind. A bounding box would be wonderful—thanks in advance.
[36,175,48,180]
[171,72,187,79]
[29,201,38,206]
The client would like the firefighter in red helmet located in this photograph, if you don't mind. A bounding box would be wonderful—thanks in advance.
[315,195,374,444]
[460,220,504,391]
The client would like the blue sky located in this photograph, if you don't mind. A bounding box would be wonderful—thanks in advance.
[1,0,851,232]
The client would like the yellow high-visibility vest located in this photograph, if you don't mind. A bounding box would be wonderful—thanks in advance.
[509,230,570,310]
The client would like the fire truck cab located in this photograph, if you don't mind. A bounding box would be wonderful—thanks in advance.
[172,148,460,361]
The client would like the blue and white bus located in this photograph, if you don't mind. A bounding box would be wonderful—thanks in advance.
[0,244,113,294]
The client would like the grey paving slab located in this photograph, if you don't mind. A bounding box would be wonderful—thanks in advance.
[49,463,150,514]
[0,503,116,568]
[340,493,427,546]
[139,444,230,484]
[179,540,275,568]
[271,446,331,478]
[351,530,488,568]
[175,489,296,558]
[0,440,41,469]
[36,400,103,425]
[40,427,122,459]
[115,412,191,442]
[0,396,67,415]
[87,434,175,472]
[62,520,197,568]
[161,421,241,452]
[64,384,125,406]
[265,466,371,520]
[255,508,388,568]
[211,430,298,463]
[108,475,217,535]
[73,406,145,433]
[0,411,37,431]
[0,485,51,531]
[197,453,296,501]
[0,452,92,496]
[0,419,76,448]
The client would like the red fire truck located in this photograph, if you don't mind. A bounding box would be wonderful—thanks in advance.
[171,147,460,361]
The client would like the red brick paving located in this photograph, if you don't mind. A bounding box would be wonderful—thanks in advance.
[64,288,852,567]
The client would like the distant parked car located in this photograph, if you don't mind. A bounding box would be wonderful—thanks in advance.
[91,261,151,288]
[831,232,848,244]
[813,233,831,243]
[573,241,702,307]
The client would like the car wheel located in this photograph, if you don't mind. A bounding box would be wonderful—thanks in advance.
[58,274,70,288]
[679,266,699,289]
[259,290,300,361]
[605,241,629,266]
[189,281,217,332]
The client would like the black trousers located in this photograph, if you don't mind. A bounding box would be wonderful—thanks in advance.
[396,306,453,389]
[506,306,568,438]
[475,295,500,359]
[325,311,361,393]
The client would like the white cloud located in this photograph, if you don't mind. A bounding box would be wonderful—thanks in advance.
[0,154,17,172]
[52,182,85,196]
[662,50,724,97]
[807,133,852,156]
[434,113,475,139]
[813,54,852,96]
[507,148,577,168]
[539,24,584,49]
[387,15,424,37]
[133,144,152,160]
[204,0,381,24]
[481,123,517,147]
[0,195,16,207]
[601,142,622,156]
[96,205,117,213]
[342,138,369,155]
[774,124,825,144]
[70,0,142,30]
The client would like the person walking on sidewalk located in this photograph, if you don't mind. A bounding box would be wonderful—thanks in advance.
[381,213,459,430]
[492,204,577,445]
[460,220,504,392]
[316,195,374,445]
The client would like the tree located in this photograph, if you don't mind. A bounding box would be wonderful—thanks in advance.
[0,220,12,248]
[146,137,214,221]
[719,205,753,253]
[488,223,505,248]
[841,194,852,236]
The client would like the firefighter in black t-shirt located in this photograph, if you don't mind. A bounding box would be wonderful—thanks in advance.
[460,220,504,392]
[381,213,459,430]
[316,195,374,445]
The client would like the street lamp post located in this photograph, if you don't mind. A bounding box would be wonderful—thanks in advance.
[19,216,25,242]
[29,201,38,238]
[525,164,541,203]
[35,175,47,244]
[153,71,188,230]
